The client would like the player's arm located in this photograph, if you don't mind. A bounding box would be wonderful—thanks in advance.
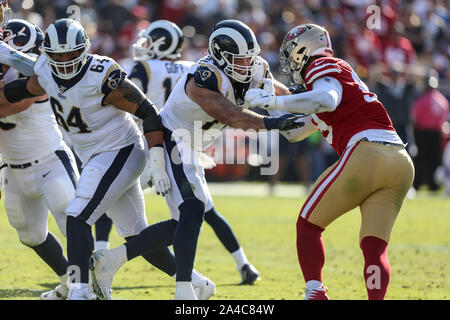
[0,41,36,76]
[186,74,303,131]
[245,76,343,114]
[103,76,162,147]
[0,75,46,117]
[103,73,170,195]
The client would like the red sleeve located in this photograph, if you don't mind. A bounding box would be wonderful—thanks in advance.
[304,57,342,86]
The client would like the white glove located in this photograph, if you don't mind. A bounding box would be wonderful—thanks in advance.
[147,146,171,196]
[244,88,277,109]
[258,78,275,95]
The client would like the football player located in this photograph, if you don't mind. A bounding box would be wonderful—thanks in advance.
[245,24,415,300]
[0,18,174,300]
[89,19,304,300]
[0,19,78,300]
[128,19,261,285]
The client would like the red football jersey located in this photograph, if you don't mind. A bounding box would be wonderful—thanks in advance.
[304,56,396,156]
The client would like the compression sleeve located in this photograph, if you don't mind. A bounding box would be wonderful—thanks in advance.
[0,42,36,76]
[275,76,343,114]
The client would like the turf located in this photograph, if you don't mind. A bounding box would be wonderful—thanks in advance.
[0,189,448,300]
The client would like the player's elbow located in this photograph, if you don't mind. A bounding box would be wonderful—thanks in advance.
[314,90,339,113]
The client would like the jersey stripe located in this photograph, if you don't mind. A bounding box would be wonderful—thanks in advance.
[300,141,359,220]
[306,68,341,85]
[305,63,339,80]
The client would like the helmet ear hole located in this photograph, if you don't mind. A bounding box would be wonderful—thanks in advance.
[132,20,184,61]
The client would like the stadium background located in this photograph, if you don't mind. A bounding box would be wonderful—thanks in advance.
[5,0,449,192]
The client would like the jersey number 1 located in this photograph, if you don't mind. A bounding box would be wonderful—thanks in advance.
[50,97,91,133]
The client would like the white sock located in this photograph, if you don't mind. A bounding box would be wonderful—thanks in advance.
[231,247,249,270]
[305,280,323,290]
[95,241,109,250]
[69,282,90,291]
[111,245,128,269]
[59,272,69,287]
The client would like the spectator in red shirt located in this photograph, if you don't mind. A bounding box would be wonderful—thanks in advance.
[381,22,417,67]
[411,69,449,191]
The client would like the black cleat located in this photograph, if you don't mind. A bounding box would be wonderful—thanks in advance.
[240,264,261,285]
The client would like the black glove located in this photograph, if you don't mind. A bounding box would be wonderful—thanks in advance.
[288,84,307,94]
[263,114,305,131]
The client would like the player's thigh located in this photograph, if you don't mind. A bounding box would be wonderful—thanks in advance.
[41,150,79,236]
[301,142,376,228]
[65,143,146,226]
[4,175,49,245]
[107,181,147,237]
[359,146,415,242]
[163,130,208,221]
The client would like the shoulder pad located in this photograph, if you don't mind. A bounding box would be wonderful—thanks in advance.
[193,64,222,93]
[304,57,342,85]
[100,63,127,97]
[128,61,150,94]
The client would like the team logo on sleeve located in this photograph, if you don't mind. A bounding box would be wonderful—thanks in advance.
[106,69,126,91]
[199,69,212,82]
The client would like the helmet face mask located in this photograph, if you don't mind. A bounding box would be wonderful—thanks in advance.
[279,24,333,84]
[46,49,87,80]
[132,20,184,61]
[221,48,260,83]
[208,19,261,84]
[43,19,90,80]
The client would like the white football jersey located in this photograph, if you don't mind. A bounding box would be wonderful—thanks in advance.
[0,68,65,164]
[128,59,193,110]
[33,53,143,165]
[161,55,272,151]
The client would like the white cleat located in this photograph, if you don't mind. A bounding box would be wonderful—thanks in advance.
[89,249,120,300]
[40,284,69,300]
[193,277,216,300]
[67,286,96,300]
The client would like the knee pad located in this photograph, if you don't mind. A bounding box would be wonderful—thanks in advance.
[18,229,47,248]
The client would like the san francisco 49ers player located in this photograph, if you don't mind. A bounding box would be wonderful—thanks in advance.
[245,24,415,300]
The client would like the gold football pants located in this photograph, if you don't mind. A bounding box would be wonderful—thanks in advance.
[299,141,415,242]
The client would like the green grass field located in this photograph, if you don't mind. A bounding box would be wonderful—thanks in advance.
[0,186,448,300]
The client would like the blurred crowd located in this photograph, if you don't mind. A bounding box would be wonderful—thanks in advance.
[7,0,450,194]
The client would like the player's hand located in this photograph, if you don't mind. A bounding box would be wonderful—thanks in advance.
[263,113,306,131]
[244,88,277,110]
[258,78,275,95]
[147,146,171,196]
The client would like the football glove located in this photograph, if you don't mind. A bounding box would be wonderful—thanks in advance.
[147,146,171,196]
[245,88,277,110]
[263,113,305,131]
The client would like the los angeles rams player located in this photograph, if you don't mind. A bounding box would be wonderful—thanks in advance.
[245,24,415,300]
[89,19,304,300]
[0,18,173,300]
[0,19,78,300]
[128,19,261,285]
